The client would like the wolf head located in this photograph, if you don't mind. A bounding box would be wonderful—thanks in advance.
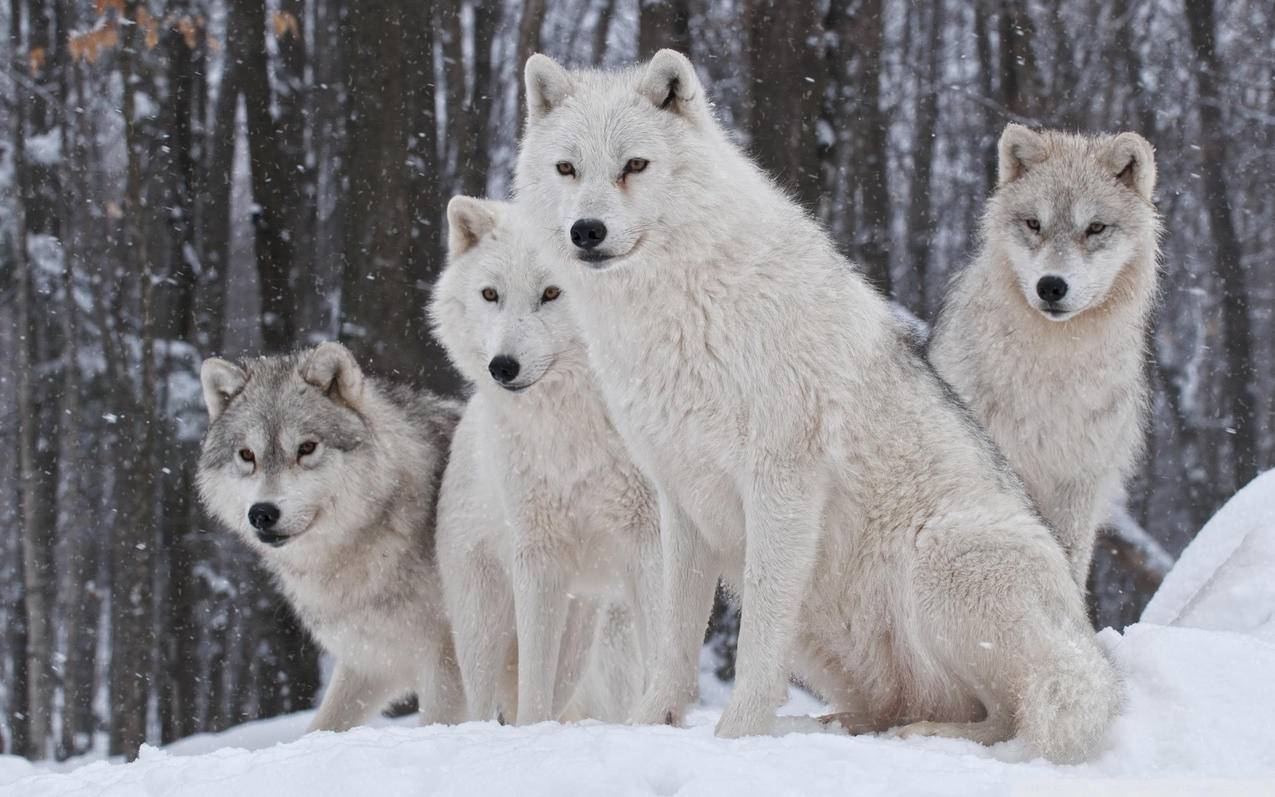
[429,196,585,394]
[197,343,373,553]
[987,124,1158,322]
[513,50,718,271]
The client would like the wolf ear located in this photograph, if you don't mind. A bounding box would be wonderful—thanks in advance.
[997,124,1048,186]
[639,49,704,120]
[447,196,502,257]
[1103,132,1156,200]
[301,341,365,409]
[525,54,573,121]
[201,358,247,422]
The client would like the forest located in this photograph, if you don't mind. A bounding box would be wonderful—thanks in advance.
[1,0,1271,764]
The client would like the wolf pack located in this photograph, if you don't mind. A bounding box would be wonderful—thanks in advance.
[196,51,1161,764]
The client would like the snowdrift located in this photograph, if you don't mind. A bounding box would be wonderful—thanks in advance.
[4,472,1274,796]
[1142,468,1275,641]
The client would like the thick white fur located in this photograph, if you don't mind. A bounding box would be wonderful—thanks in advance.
[430,197,660,724]
[196,343,464,733]
[512,51,1120,762]
[930,125,1161,589]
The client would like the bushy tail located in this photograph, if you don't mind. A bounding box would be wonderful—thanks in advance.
[1017,634,1122,764]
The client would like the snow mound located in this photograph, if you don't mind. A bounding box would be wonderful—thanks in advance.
[5,624,1275,795]
[1142,469,1275,641]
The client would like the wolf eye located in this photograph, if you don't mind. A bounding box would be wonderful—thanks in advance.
[239,448,255,463]
[1086,221,1107,236]
[623,158,649,175]
[1024,218,1041,233]
[555,162,575,177]
[541,286,561,303]
[481,287,498,302]
[297,441,317,458]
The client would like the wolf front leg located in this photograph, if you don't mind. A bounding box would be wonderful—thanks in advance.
[627,525,665,695]
[307,663,394,733]
[715,468,826,739]
[630,492,719,726]
[416,631,468,726]
[511,551,572,725]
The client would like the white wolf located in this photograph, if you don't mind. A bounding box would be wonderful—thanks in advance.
[197,343,465,732]
[429,196,661,725]
[929,124,1160,590]
[512,50,1120,762]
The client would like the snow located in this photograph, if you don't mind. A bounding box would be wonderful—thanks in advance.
[1142,469,1275,641]
[4,475,1274,795]
[5,621,1273,795]
[25,129,62,166]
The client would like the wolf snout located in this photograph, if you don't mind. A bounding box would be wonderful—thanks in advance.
[1036,275,1069,303]
[570,218,608,250]
[488,355,521,385]
[248,502,281,531]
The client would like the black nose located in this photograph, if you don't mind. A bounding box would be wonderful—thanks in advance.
[570,219,607,250]
[248,502,281,530]
[488,355,521,384]
[1036,276,1069,303]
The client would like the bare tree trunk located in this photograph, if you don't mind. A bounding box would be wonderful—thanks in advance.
[998,0,1040,121]
[974,0,997,190]
[745,0,825,212]
[515,0,547,136]
[851,0,892,295]
[639,0,690,59]
[108,2,158,760]
[904,1,943,318]
[592,0,616,64]
[231,0,298,353]
[10,0,57,761]
[200,41,239,356]
[1185,0,1259,492]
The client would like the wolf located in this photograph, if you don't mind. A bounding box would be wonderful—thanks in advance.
[929,124,1160,591]
[428,196,661,725]
[196,342,465,732]
[512,50,1120,762]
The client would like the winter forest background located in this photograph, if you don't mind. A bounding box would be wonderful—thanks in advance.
[0,0,1271,765]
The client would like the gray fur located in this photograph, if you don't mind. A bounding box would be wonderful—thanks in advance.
[196,342,465,732]
[930,124,1161,589]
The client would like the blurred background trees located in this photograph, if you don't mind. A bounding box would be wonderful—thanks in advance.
[1,0,1271,762]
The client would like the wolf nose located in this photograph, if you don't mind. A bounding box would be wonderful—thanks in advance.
[248,502,281,530]
[570,218,608,250]
[1036,276,1069,303]
[488,355,521,384]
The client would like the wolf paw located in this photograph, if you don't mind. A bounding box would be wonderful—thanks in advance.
[715,703,775,739]
[888,718,1010,746]
[630,690,688,727]
[815,712,882,736]
[889,720,947,739]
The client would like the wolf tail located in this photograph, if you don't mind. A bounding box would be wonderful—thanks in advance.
[1016,632,1122,764]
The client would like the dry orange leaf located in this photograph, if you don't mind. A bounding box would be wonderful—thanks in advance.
[271,10,300,40]
[28,47,45,75]
[177,16,199,49]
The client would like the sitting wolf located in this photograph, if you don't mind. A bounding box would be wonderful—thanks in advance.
[930,124,1161,590]
[429,196,661,725]
[512,50,1120,762]
[197,342,465,732]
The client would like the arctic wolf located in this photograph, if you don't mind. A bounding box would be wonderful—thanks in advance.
[929,124,1160,590]
[512,50,1120,762]
[197,343,465,732]
[429,196,661,724]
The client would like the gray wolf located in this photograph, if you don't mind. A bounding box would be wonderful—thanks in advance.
[929,124,1160,590]
[429,196,661,724]
[511,50,1120,763]
[197,342,465,732]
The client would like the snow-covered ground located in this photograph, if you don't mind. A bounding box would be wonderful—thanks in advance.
[4,472,1274,796]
